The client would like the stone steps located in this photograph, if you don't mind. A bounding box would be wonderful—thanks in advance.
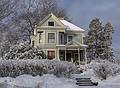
[75,78,98,86]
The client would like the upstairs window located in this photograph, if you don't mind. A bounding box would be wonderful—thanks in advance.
[38,31,43,43]
[59,32,64,44]
[68,35,73,42]
[39,33,42,43]
[48,21,54,26]
[48,33,55,43]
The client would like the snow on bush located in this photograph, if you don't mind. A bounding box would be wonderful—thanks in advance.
[0,59,78,77]
[89,60,120,80]
[3,42,46,60]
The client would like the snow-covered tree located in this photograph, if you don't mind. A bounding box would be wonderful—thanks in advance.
[86,18,114,61]
[89,60,120,80]
[0,0,70,59]
[12,0,70,41]
[99,22,114,61]
[86,18,103,60]
[3,41,46,60]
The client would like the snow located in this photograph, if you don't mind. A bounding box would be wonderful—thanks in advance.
[0,73,120,88]
[0,59,77,77]
[0,74,77,88]
[60,20,85,32]
[0,60,120,88]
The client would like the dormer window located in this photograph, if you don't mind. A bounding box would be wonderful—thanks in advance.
[48,21,54,26]
[68,35,73,42]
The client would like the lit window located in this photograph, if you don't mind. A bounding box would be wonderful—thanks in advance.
[48,51,55,59]
[38,31,43,43]
[39,33,41,43]
[48,21,54,26]
[48,33,55,43]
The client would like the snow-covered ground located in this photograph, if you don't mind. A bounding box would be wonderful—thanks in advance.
[0,72,120,88]
[0,74,77,88]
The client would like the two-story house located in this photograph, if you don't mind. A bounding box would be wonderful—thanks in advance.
[31,13,87,65]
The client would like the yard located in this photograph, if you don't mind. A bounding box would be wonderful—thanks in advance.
[0,69,120,88]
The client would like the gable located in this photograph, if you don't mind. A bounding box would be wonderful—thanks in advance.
[65,40,81,47]
[37,13,65,28]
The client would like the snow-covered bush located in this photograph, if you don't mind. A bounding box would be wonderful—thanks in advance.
[88,60,120,80]
[3,42,46,60]
[0,59,78,77]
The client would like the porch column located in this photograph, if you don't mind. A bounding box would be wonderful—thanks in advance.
[65,48,66,61]
[78,48,80,66]
[57,48,60,60]
[85,48,87,66]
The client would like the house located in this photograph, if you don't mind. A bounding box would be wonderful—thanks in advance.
[31,13,87,65]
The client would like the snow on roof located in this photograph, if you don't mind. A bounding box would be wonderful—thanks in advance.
[60,20,85,32]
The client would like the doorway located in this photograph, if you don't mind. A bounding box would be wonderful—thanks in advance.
[66,53,72,62]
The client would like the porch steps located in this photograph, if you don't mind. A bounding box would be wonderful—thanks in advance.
[75,78,98,86]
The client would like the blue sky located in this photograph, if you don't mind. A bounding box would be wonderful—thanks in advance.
[57,0,120,50]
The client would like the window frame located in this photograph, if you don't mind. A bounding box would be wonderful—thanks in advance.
[48,32,55,43]
[48,21,55,26]
[47,51,55,59]
[38,31,43,43]
[39,33,42,43]
[67,35,73,42]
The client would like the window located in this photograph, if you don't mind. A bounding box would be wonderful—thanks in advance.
[48,33,55,43]
[59,32,64,44]
[48,51,55,59]
[48,21,54,26]
[68,36,73,42]
[38,31,43,43]
[39,33,41,43]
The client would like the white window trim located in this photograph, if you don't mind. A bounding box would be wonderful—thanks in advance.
[47,32,56,44]
[67,35,74,42]
[47,20,55,26]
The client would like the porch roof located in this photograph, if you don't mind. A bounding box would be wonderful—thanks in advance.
[56,40,88,49]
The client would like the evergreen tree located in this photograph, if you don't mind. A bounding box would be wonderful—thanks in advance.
[99,22,114,61]
[87,18,103,60]
[87,18,114,61]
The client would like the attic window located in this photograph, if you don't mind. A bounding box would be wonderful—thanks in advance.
[68,35,73,42]
[48,21,54,26]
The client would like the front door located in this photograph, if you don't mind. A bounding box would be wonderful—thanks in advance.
[74,53,79,65]
[66,53,72,62]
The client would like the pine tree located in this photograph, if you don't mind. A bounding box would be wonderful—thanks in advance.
[87,18,114,61]
[87,18,103,60]
[99,22,114,61]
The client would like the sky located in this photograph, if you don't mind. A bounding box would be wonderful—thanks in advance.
[57,0,120,50]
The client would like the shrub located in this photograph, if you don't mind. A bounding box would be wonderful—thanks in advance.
[3,42,46,60]
[90,60,120,80]
[0,59,78,77]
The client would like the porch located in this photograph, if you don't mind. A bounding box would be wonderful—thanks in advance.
[56,40,87,65]
[58,49,86,65]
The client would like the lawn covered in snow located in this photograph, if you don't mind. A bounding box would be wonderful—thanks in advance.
[0,60,120,88]
[0,74,77,88]
[0,73,120,88]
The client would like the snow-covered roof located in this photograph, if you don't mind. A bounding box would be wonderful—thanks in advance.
[60,20,85,32]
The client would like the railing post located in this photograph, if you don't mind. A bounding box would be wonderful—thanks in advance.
[65,48,66,61]
[78,48,80,66]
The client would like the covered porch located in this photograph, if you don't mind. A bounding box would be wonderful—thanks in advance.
[56,41,87,65]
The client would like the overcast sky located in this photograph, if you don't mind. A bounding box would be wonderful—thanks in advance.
[58,0,120,50]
